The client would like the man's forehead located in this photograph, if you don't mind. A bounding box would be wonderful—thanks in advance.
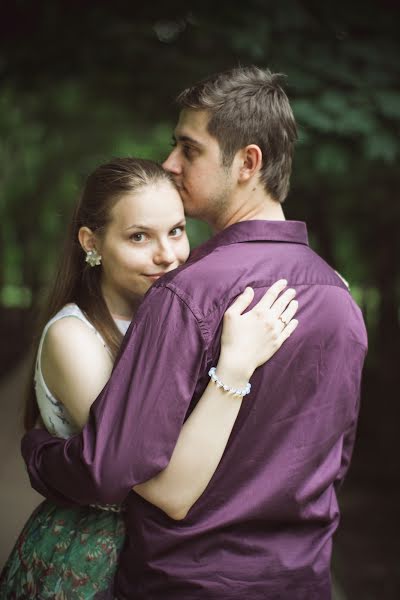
[175,108,209,137]
[173,109,221,152]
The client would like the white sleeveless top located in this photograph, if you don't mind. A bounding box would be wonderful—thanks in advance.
[35,303,130,439]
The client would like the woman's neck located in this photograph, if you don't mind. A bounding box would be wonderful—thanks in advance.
[111,311,132,322]
[101,283,141,321]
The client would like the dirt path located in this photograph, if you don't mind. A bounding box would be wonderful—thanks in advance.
[0,357,41,568]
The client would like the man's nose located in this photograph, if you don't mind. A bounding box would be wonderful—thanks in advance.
[162,149,181,175]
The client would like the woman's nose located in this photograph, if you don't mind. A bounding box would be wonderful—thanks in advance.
[153,241,176,265]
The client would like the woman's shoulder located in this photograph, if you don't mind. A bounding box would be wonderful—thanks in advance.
[44,306,102,351]
[43,303,104,357]
[45,313,93,344]
[42,303,94,338]
[42,308,111,376]
[48,302,90,324]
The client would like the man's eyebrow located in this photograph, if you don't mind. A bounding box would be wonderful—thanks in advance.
[172,134,204,149]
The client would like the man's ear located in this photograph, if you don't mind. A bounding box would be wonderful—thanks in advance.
[78,226,98,254]
[238,145,263,183]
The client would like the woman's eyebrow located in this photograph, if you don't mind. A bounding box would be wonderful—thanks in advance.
[125,218,186,232]
[125,224,151,231]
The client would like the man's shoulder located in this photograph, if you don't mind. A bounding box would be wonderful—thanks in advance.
[156,240,351,316]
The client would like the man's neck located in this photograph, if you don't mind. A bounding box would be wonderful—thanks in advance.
[212,187,286,232]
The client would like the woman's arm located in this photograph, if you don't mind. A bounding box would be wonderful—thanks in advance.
[41,317,114,429]
[134,280,298,519]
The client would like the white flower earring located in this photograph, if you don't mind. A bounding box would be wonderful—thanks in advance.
[85,249,102,267]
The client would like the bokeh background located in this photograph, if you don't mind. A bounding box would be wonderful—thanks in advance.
[1,1,399,597]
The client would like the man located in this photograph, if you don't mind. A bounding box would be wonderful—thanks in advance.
[22,66,367,599]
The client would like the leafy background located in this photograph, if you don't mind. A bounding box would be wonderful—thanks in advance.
[1,1,399,595]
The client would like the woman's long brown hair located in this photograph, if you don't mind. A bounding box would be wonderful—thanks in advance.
[24,157,173,430]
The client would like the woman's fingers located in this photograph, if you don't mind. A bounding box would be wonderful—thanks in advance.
[219,281,299,375]
[277,298,298,327]
[269,288,297,319]
[256,279,288,311]
[225,281,298,334]
[278,318,299,342]
[227,287,255,316]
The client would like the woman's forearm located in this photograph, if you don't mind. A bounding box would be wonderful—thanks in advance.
[133,361,250,520]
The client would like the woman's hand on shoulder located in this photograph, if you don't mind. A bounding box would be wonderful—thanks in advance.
[41,317,113,429]
[219,280,298,379]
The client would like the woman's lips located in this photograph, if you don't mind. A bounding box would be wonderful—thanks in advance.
[143,273,166,281]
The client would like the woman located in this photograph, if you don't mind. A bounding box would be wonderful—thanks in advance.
[0,157,298,599]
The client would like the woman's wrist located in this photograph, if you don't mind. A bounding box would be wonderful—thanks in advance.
[209,367,251,398]
[215,355,253,390]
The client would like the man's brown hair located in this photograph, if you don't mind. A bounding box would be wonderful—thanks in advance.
[176,66,298,203]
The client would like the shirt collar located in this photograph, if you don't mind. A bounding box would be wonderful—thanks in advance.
[189,220,309,262]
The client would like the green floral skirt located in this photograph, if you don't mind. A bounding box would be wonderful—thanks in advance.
[0,499,125,599]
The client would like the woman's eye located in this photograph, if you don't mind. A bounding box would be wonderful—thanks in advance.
[131,233,146,242]
[170,226,184,237]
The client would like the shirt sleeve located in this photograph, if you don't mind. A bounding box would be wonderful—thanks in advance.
[21,286,209,505]
[334,393,360,493]
[334,296,368,492]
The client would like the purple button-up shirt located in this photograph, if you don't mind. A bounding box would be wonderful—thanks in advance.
[22,220,367,600]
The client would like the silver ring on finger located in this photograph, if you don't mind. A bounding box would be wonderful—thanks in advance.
[278,315,287,326]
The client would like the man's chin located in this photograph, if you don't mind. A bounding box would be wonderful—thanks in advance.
[179,192,204,219]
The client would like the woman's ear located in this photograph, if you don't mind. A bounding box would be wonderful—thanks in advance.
[238,144,263,183]
[78,226,97,254]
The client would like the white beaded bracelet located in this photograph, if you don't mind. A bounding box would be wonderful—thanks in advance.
[208,367,251,397]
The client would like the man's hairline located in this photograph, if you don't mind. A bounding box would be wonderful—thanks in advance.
[174,108,265,174]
